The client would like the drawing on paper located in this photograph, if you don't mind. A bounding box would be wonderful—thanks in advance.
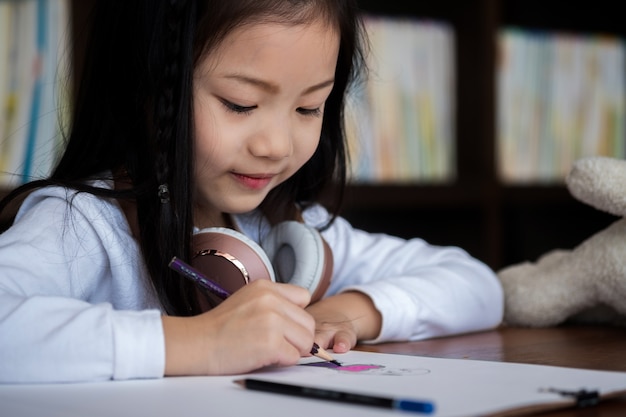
[302,362,430,376]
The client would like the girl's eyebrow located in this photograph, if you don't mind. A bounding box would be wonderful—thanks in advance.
[302,79,335,95]
[223,73,335,95]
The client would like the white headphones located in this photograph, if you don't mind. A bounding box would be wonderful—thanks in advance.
[191,221,333,306]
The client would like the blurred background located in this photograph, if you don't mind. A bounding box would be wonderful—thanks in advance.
[0,0,623,269]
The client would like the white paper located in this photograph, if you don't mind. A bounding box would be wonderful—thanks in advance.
[2,350,625,417]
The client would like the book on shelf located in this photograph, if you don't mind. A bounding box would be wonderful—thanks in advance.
[345,15,456,184]
[0,0,70,188]
[497,27,625,184]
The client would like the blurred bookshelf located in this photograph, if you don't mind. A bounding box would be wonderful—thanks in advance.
[0,0,71,187]
[334,0,623,269]
[1,0,624,269]
[0,0,88,231]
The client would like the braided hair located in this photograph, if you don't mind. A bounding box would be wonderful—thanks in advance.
[140,0,196,313]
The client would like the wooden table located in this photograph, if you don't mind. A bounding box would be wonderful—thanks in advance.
[357,325,626,416]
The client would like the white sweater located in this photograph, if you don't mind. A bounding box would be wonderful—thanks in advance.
[0,181,503,383]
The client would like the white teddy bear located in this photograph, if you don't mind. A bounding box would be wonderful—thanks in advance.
[497,156,626,327]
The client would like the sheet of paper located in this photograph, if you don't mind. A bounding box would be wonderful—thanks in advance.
[2,350,625,417]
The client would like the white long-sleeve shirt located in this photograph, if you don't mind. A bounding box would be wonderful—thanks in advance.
[0,181,503,383]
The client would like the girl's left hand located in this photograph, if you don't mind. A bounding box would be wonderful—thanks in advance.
[305,291,382,353]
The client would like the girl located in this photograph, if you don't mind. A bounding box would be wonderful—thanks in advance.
[0,0,503,383]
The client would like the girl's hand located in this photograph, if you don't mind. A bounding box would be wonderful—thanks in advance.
[305,291,382,353]
[162,279,314,376]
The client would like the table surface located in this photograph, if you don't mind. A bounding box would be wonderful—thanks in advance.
[357,324,626,416]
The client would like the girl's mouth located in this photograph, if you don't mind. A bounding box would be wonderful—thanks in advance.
[231,173,274,190]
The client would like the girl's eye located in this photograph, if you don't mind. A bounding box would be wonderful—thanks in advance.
[220,99,256,115]
[297,107,322,118]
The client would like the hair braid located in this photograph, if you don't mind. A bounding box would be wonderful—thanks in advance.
[154,0,186,198]
[139,0,197,315]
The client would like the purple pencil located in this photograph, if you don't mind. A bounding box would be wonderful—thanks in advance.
[168,256,231,300]
[168,256,340,366]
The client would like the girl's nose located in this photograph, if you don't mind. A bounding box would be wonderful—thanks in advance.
[248,119,293,160]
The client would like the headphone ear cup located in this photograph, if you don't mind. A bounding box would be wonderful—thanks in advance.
[261,221,333,303]
[192,227,275,296]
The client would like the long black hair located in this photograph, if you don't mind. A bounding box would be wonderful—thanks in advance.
[0,0,367,316]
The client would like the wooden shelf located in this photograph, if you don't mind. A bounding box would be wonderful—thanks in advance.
[501,0,626,35]
[339,183,485,209]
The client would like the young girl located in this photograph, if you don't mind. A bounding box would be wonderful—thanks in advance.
[0,0,503,383]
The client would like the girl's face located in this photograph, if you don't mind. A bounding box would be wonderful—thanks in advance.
[192,19,340,227]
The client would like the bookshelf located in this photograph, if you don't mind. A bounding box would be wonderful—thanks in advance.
[337,0,623,269]
[0,0,86,231]
[1,0,624,269]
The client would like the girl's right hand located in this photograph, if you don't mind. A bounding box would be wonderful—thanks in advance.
[162,279,314,376]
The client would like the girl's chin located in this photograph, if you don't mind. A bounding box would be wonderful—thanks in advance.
[209,199,268,216]
[194,189,273,219]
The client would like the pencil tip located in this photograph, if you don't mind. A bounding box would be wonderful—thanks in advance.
[330,360,342,366]
[233,379,245,387]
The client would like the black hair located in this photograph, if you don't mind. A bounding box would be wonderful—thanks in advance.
[0,0,367,316]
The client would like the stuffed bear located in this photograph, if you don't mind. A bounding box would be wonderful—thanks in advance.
[497,156,626,327]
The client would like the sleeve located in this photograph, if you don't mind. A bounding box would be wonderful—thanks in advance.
[303,205,504,343]
[0,189,165,383]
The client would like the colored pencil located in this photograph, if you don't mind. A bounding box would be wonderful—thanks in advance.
[234,378,435,414]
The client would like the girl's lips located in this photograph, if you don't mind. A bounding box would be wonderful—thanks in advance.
[231,173,274,190]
